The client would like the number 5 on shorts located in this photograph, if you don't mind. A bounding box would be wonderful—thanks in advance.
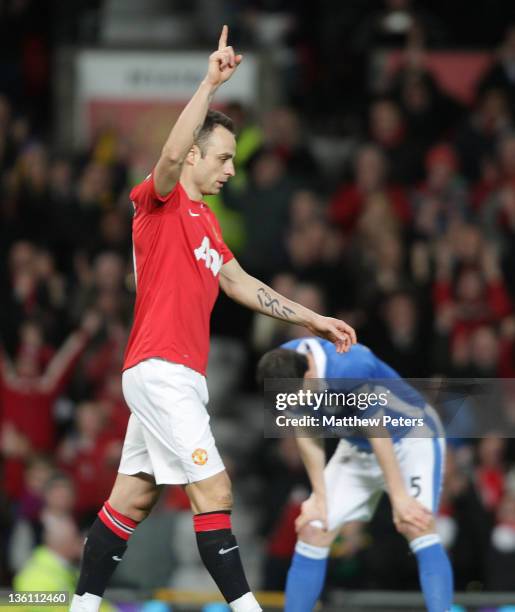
[410,476,422,498]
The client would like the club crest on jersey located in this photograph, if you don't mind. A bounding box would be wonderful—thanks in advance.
[192,448,208,466]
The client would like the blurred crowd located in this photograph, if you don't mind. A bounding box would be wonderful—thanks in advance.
[1,0,515,603]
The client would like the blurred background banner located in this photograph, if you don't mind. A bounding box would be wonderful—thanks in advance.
[264,377,515,438]
[378,49,494,103]
[75,50,258,168]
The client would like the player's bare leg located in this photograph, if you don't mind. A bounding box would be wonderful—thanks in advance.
[108,472,162,520]
[184,470,262,612]
[295,522,339,548]
[71,473,162,612]
[185,469,232,512]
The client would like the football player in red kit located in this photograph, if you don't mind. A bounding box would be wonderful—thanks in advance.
[71,26,356,612]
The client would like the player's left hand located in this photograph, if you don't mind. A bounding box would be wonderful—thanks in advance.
[295,493,328,532]
[392,493,432,533]
[307,315,357,353]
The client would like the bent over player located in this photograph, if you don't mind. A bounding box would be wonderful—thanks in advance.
[257,338,453,612]
[70,27,356,612]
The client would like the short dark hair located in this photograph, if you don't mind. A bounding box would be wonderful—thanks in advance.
[256,348,308,386]
[195,109,235,156]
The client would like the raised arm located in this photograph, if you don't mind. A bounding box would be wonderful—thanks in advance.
[154,25,242,197]
[40,312,100,395]
[220,258,356,352]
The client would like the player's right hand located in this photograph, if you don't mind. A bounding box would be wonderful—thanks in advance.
[392,493,433,533]
[295,493,328,532]
[204,25,243,88]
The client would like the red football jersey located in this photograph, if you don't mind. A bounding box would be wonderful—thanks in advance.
[123,174,234,375]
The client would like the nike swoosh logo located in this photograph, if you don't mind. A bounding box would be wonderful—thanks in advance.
[218,545,239,555]
[112,555,123,562]
[189,210,200,217]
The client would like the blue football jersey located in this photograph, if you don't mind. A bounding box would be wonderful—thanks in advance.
[280,338,438,449]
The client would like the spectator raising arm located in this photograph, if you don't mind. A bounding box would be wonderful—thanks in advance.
[40,312,101,395]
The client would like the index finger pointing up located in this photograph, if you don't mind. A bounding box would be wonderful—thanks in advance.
[218,24,228,50]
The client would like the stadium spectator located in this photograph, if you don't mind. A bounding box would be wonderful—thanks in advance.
[225,147,294,279]
[485,491,515,590]
[411,143,469,239]
[454,88,513,181]
[330,144,410,236]
[8,472,76,573]
[432,237,512,347]
[70,252,131,326]
[0,312,100,499]
[477,24,515,109]
[261,107,320,185]
[391,51,463,148]
[57,402,121,525]
[373,291,430,377]
[13,515,105,612]
[368,98,424,184]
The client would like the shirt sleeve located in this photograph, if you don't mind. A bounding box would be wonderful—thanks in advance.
[129,172,180,213]
[220,239,234,265]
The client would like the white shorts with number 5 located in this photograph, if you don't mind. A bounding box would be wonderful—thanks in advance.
[119,358,225,485]
[324,430,446,531]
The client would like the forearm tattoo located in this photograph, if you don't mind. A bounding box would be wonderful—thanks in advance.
[257,287,296,320]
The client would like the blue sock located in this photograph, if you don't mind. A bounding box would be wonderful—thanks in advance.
[285,541,329,612]
[410,534,454,612]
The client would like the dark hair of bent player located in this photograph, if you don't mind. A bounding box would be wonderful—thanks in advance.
[195,109,235,156]
[256,348,308,385]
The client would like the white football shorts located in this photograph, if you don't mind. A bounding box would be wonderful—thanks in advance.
[119,358,225,485]
[324,432,446,531]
